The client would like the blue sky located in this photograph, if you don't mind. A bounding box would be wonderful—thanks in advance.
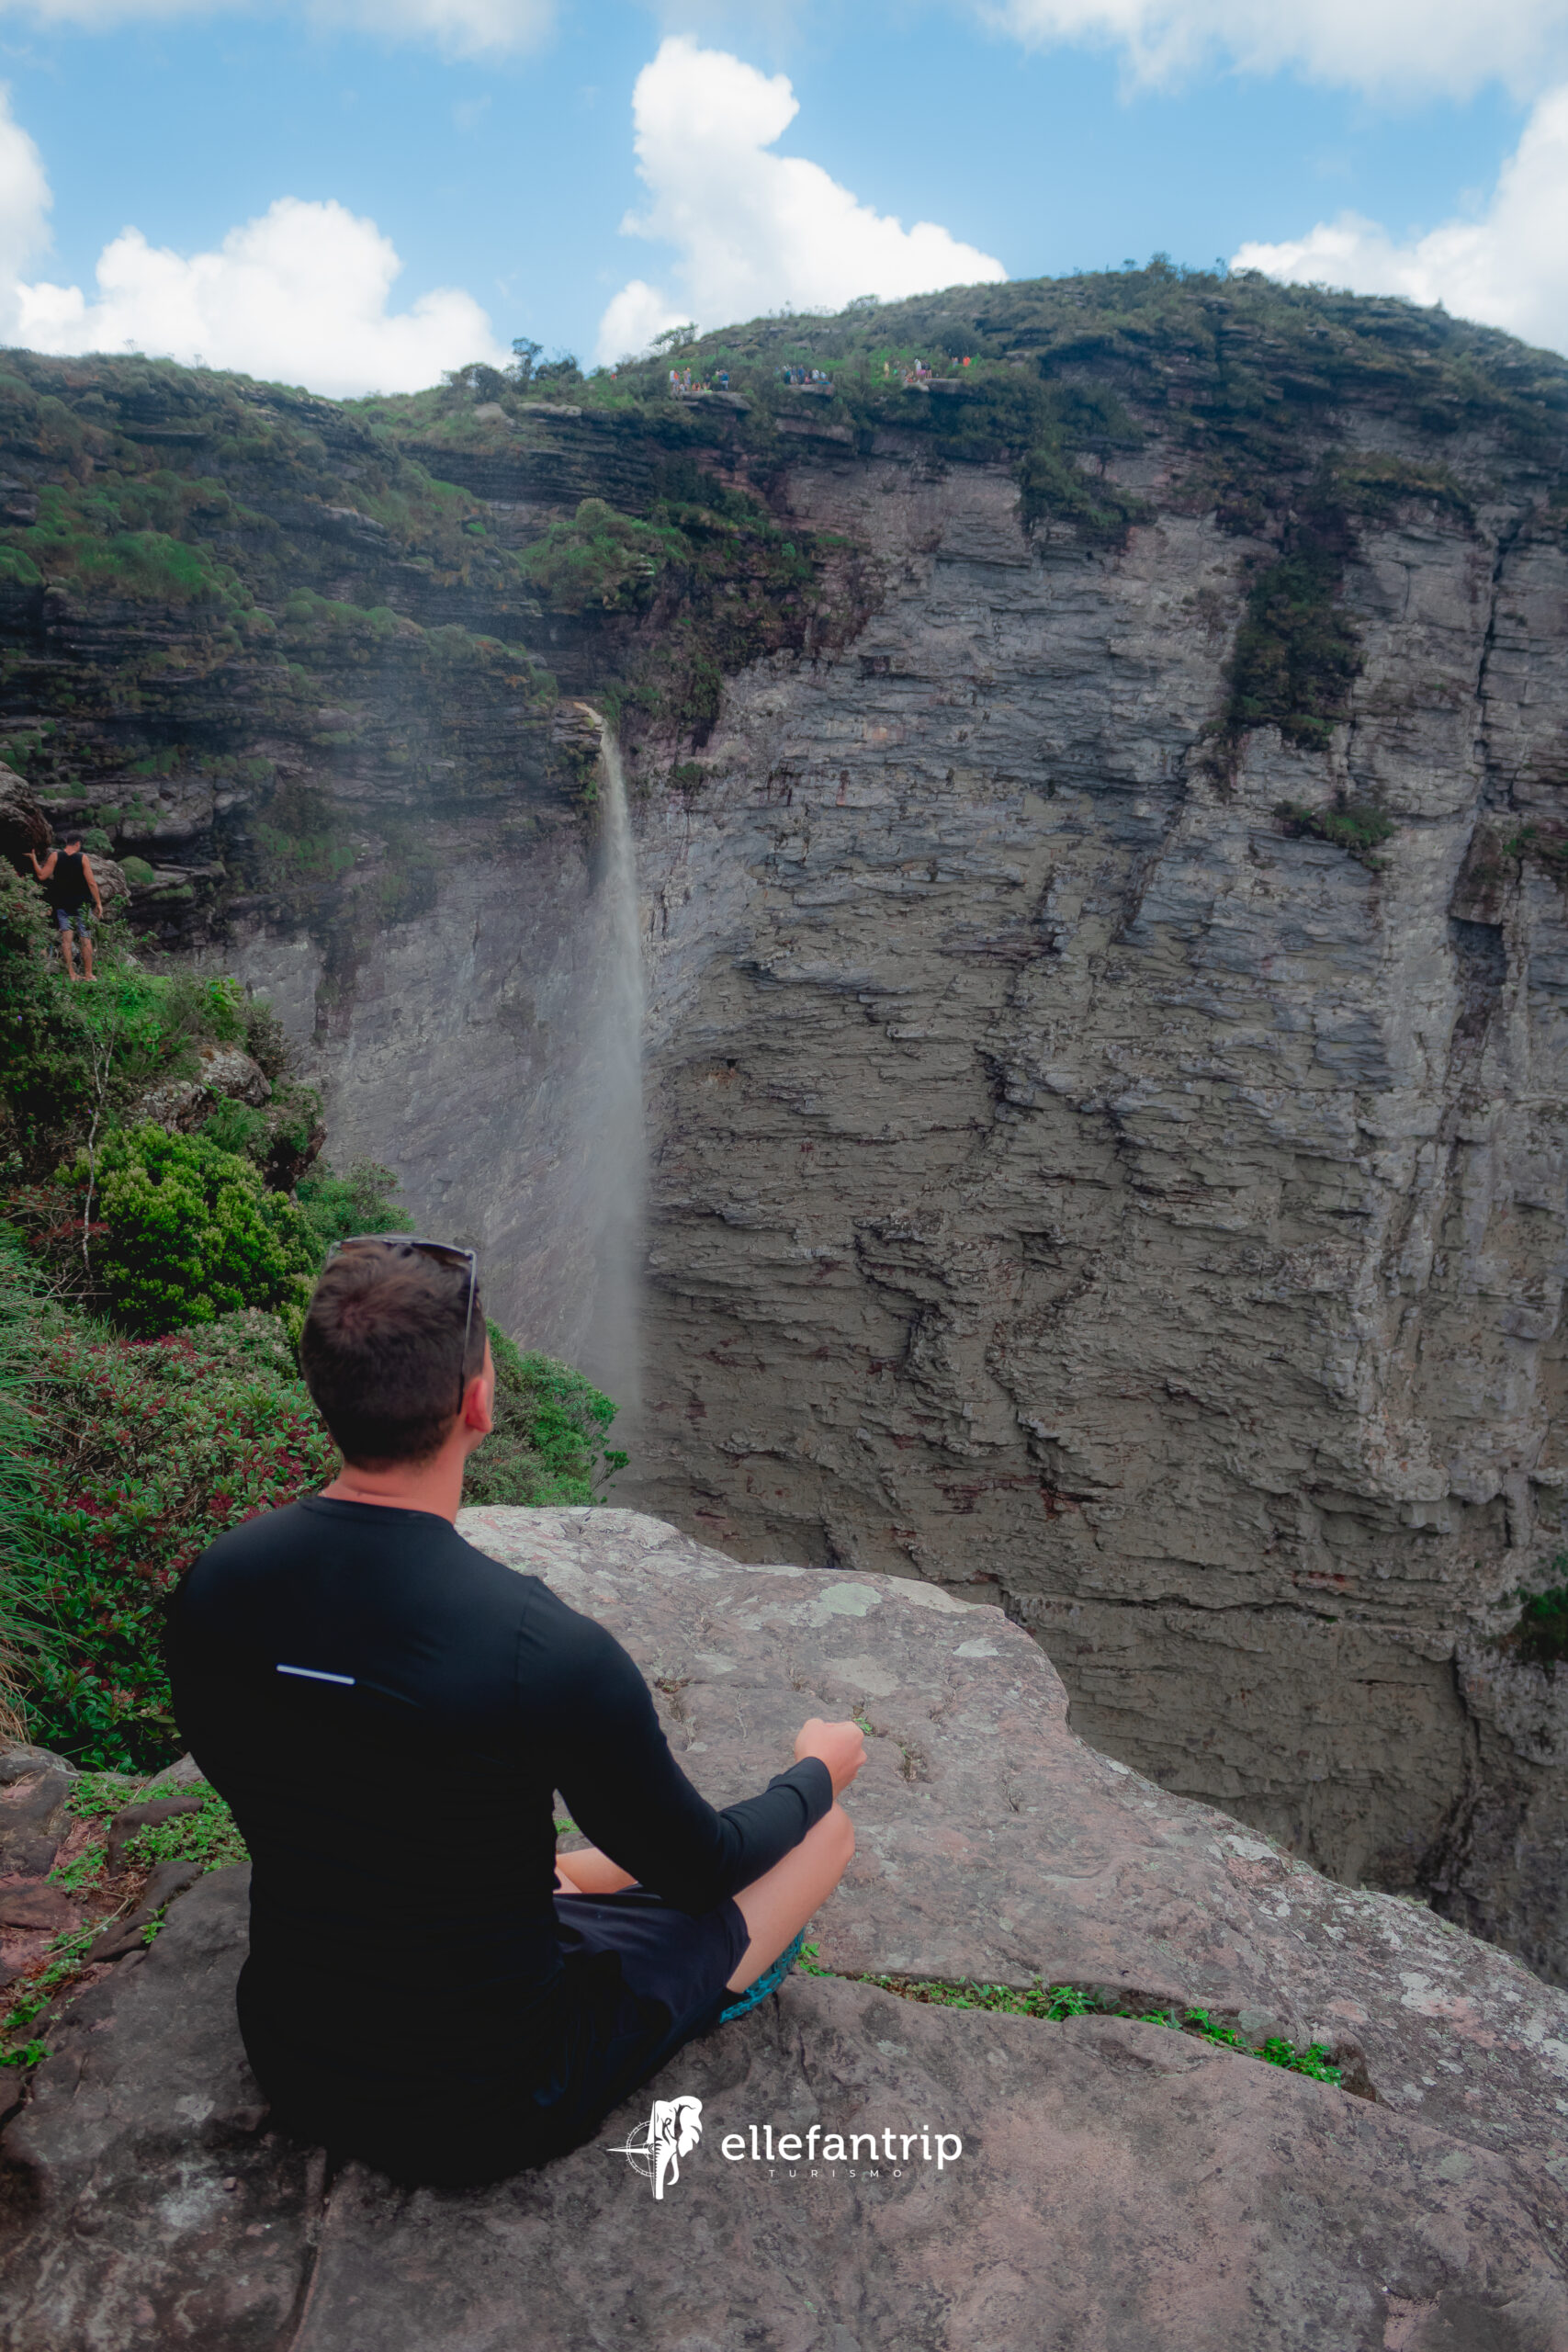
[0,0,1562,393]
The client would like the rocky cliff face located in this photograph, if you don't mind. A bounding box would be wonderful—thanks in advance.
[6,283,1568,1981]
[620,413,1568,1985]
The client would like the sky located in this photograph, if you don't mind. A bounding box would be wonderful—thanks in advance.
[0,0,1561,395]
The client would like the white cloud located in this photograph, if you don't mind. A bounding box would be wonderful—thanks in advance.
[595,36,1006,364]
[0,80,507,393]
[0,0,553,56]
[1233,81,1568,357]
[14,194,509,397]
[982,0,1568,99]
[0,83,51,336]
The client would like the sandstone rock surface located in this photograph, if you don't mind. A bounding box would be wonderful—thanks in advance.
[5,1509,1568,2351]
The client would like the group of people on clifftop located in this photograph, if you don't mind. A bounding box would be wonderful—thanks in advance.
[28,830,104,980]
[885,356,974,384]
[668,366,731,394]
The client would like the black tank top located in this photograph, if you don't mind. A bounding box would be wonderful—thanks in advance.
[51,846,88,910]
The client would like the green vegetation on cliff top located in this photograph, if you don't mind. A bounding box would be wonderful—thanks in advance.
[359,260,1566,528]
[353,262,1565,769]
[0,266,1562,895]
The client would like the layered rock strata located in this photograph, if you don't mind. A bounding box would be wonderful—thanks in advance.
[5,1508,1568,2351]
[609,424,1568,1976]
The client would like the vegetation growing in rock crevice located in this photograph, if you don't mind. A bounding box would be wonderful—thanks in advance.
[1504,1573,1568,1667]
[515,469,849,755]
[798,1947,1347,2086]
[2,1772,246,2067]
[1224,537,1363,759]
[1504,822,1568,888]
[1276,792,1396,865]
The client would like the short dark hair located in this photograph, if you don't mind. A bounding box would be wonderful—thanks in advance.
[299,1245,486,1469]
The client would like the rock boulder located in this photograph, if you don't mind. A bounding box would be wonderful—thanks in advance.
[5,1507,1568,2350]
[0,764,50,870]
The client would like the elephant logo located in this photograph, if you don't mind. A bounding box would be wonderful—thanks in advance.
[606,2094,704,2199]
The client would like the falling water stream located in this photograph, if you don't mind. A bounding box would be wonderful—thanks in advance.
[578,719,646,1431]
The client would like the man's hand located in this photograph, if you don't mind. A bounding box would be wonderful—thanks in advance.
[794,1716,867,1797]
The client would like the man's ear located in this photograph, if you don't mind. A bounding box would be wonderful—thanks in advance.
[461,1340,495,1439]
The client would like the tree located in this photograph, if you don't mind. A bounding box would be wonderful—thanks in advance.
[79,1124,319,1337]
[441,361,511,405]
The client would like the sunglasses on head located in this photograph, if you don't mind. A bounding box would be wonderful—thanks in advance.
[325,1234,479,1416]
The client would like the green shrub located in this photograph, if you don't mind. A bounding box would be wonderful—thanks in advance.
[119,856,154,887]
[520,497,688,614]
[0,878,256,1172]
[464,1322,627,1508]
[0,864,92,1164]
[295,1159,413,1256]
[197,1097,269,1160]
[78,1124,319,1335]
[242,998,294,1082]
[13,1306,337,1770]
[198,1079,324,1193]
[1507,1577,1568,1667]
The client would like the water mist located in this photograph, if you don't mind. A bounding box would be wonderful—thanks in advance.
[579,720,646,1430]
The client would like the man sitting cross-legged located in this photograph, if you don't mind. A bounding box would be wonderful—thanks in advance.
[167,1238,864,2188]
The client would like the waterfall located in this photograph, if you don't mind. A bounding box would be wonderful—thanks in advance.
[579,721,646,1427]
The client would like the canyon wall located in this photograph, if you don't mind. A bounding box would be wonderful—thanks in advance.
[5,289,1567,1978]
[615,432,1568,1981]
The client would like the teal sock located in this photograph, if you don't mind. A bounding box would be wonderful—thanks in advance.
[717,1929,807,2023]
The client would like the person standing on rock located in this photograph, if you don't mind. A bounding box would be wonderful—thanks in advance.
[167,1237,865,2188]
[29,830,103,980]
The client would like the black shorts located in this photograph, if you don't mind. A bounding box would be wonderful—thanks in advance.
[537,1883,749,2149]
[243,1886,749,2189]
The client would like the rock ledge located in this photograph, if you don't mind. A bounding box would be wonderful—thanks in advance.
[4,1506,1568,2351]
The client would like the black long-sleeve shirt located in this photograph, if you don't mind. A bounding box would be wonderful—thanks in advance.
[167,1497,830,2126]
